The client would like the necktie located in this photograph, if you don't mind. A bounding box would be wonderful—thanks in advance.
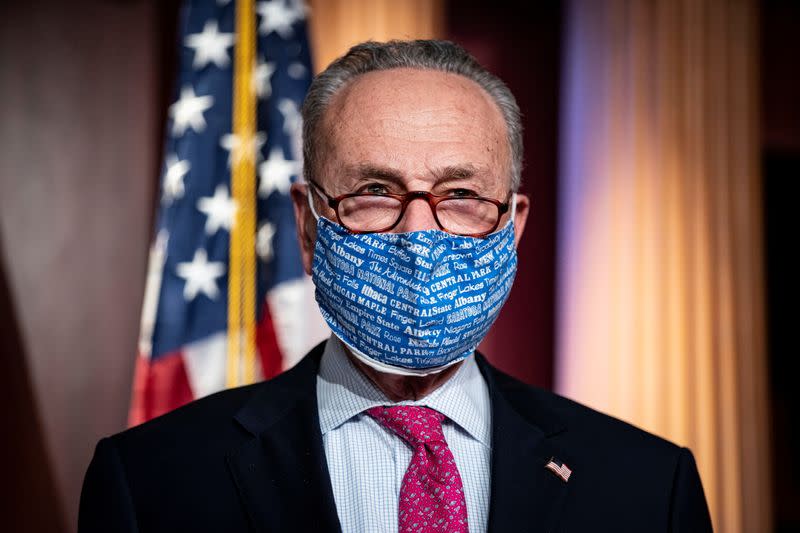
[366,405,469,533]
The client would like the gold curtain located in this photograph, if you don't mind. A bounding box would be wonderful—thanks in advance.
[306,0,444,73]
[556,1,771,531]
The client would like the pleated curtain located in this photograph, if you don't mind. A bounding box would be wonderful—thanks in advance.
[557,1,771,531]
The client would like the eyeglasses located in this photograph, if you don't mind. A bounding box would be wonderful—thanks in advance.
[308,179,511,238]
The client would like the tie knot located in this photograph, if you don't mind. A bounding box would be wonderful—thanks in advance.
[366,405,446,447]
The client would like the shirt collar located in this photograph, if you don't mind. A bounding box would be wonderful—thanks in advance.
[316,335,492,448]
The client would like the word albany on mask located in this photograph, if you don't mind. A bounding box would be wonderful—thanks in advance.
[309,191,519,376]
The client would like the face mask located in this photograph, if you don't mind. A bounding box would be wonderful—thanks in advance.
[308,190,518,376]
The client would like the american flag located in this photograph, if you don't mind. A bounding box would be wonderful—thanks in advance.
[129,0,325,425]
[545,457,573,483]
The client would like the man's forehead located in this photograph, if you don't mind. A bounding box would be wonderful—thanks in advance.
[318,67,510,189]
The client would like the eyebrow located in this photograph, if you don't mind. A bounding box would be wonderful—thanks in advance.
[433,164,482,182]
[347,164,404,182]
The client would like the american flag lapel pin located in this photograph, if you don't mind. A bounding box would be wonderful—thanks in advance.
[545,457,572,483]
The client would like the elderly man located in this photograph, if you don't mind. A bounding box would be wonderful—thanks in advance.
[79,40,712,532]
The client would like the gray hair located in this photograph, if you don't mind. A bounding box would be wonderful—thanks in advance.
[301,39,523,191]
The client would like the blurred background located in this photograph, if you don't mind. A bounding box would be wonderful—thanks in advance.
[0,0,796,531]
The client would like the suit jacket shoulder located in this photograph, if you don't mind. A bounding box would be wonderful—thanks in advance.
[79,345,336,533]
[479,358,712,532]
[492,361,678,454]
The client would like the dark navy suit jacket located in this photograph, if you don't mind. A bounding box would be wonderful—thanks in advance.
[79,342,712,532]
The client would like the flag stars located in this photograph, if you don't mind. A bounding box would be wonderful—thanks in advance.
[169,86,214,136]
[254,60,277,99]
[256,0,303,38]
[277,98,302,137]
[220,131,267,168]
[162,155,190,204]
[176,249,226,301]
[259,147,301,197]
[257,222,276,262]
[287,61,308,79]
[292,0,310,21]
[185,20,235,70]
[197,185,237,235]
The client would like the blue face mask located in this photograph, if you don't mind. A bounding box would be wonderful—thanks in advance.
[309,191,519,376]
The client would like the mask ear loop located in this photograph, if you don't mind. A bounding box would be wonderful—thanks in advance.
[510,192,517,220]
[500,192,518,236]
[306,183,322,221]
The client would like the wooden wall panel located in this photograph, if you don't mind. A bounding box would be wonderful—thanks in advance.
[0,0,162,529]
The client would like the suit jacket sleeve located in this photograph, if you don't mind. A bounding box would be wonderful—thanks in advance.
[78,437,139,533]
[670,447,713,532]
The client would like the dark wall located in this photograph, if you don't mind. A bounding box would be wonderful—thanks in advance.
[0,1,171,529]
[763,1,800,153]
[762,2,800,531]
[0,235,67,532]
[447,0,562,389]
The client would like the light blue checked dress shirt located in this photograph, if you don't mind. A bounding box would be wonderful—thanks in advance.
[316,336,492,533]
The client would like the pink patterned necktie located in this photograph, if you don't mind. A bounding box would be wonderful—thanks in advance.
[366,405,469,533]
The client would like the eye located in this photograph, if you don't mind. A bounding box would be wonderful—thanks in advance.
[447,188,480,198]
[359,182,391,195]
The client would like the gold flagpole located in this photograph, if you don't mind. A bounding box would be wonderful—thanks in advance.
[227,0,258,387]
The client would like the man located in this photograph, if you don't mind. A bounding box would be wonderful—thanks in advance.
[79,40,712,532]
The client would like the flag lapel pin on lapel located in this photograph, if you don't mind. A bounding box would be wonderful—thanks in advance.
[545,457,572,482]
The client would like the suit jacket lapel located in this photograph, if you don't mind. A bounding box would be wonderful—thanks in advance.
[477,355,571,533]
[227,344,341,533]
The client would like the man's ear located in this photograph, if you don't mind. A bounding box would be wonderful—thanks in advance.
[512,193,530,248]
[290,182,316,275]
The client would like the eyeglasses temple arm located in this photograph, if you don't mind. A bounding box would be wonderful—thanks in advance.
[305,181,333,220]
